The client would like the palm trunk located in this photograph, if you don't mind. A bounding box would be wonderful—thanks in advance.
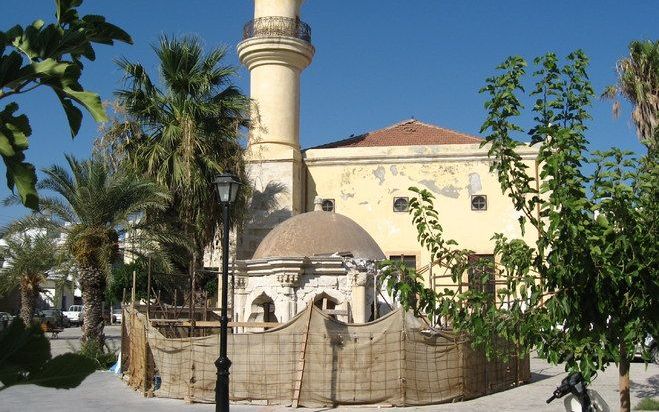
[80,266,106,348]
[19,282,38,326]
[619,342,631,412]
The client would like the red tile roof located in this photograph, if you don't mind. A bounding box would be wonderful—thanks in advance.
[309,119,483,149]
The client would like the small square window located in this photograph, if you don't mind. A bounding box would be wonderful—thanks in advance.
[388,254,416,269]
[322,199,335,212]
[471,195,487,211]
[393,197,410,212]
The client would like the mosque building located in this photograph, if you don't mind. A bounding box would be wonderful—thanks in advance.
[219,0,540,326]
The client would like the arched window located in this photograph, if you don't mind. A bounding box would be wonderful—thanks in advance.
[313,293,339,319]
[248,292,278,324]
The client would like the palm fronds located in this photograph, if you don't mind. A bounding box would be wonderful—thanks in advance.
[114,34,251,264]
[603,40,659,151]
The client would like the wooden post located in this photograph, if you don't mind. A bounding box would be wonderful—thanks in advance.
[230,264,235,324]
[142,320,150,397]
[173,288,177,319]
[373,273,379,320]
[120,305,128,377]
[203,291,208,322]
[146,258,152,321]
[189,254,196,338]
[292,304,314,407]
[122,287,127,305]
[131,270,136,309]
[400,328,407,405]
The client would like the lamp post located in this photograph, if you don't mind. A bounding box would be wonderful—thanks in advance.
[213,172,242,412]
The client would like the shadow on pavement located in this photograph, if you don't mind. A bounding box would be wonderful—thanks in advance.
[631,374,659,398]
[530,372,553,383]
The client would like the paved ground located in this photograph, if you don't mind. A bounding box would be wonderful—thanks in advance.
[1,326,657,411]
[49,324,122,357]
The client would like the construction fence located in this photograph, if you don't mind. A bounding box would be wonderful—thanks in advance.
[121,305,530,407]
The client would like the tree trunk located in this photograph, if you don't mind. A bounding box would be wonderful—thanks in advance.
[19,281,38,326]
[80,266,106,348]
[619,343,631,412]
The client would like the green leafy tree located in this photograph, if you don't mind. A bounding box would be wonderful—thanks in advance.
[0,233,59,325]
[383,51,658,412]
[603,40,659,152]
[4,155,176,347]
[105,258,182,305]
[0,0,132,209]
[113,35,250,269]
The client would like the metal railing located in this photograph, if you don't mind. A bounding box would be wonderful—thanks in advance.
[242,16,312,43]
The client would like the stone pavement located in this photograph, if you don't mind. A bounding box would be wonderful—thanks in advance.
[1,326,657,411]
[49,324,122,357]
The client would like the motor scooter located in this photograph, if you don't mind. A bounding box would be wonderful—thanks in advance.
[546,372,610,412]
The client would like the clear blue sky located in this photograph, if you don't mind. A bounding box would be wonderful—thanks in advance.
[2,1,657,224]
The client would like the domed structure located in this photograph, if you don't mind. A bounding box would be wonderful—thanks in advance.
[252,211,385,260]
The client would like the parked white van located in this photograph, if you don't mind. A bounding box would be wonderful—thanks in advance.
[63,305,84,326]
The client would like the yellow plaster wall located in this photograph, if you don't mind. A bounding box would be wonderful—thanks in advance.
[254,0,302,19]
[303,143,539,285]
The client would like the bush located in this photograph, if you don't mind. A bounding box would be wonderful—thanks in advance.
[78,340,117,370]
[636,398,659,411]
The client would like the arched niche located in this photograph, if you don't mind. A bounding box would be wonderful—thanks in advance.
[246,291,278,324]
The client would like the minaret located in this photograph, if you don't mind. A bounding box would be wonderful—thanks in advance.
[237,0,315,258]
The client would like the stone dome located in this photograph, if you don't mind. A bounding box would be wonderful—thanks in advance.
[252,211,386,260]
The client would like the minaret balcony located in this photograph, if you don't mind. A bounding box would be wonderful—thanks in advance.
[242,17,312,43]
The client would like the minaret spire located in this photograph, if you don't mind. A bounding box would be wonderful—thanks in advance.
[237,0,315,259]
[238,0,314,159]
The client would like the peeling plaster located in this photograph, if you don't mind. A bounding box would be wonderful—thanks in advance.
[419,180,461,198]
[390,165,399,176]
[440,185,461,198]
[341,170,353,186]
[372,166,385,185]
[341,191,355,201]
[419,179,442,194]
[468,173,482,195]
[413,147,426,155]
[386,223,401,236]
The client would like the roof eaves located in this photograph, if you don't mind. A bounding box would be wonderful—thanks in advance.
[303,118,483,150]
[304,133,368,150]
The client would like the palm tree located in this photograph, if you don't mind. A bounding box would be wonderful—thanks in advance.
[603,40,659,151]
[0,233,58,325]
[5,155,173,346]
[114,35,250,269]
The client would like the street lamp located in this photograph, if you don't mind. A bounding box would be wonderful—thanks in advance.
[213,172,242,412]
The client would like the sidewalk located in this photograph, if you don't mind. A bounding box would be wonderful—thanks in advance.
[1,326,657,411]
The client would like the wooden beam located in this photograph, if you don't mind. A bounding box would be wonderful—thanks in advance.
[149,319,280,329]
[324,309,348,316]
[131,270,136,309]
